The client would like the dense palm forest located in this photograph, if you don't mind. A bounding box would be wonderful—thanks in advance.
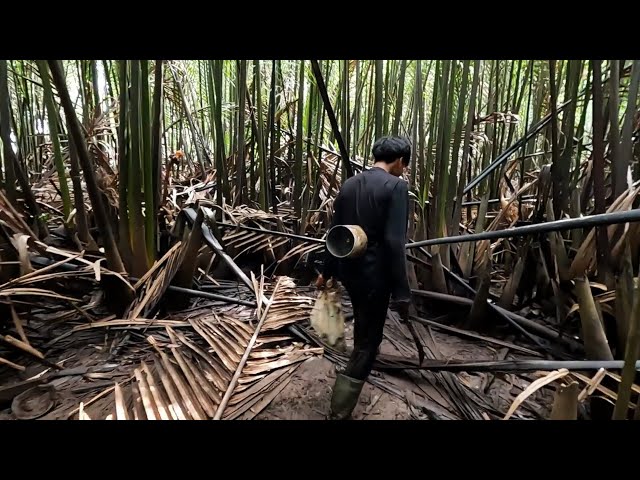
[0,59,639,420]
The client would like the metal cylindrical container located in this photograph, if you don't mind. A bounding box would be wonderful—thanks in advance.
[326,224,368,259]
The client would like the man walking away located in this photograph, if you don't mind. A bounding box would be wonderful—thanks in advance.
[316,135,413,420]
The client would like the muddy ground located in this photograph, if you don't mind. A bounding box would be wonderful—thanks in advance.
[256,356,410,420]
[0,316,554,420]
[258,321,553,420]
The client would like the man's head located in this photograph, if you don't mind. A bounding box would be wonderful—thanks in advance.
[371,136,411,176]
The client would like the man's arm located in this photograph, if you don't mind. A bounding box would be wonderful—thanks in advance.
[384,180,411,302]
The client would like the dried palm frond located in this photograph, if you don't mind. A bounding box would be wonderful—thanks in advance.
[503,369,570,420]
[522,366,640,419]
[124,241,187,319]
[0,355,26,371]
[0,287,80,303]
[317,152,342,202]
[474,178,539,270]
[262,285,315,331]
[72,319,190,332]
[217,205,316,265]
[106,324,319,421]
[570,183,640,278]
[0,190,37,238]
[83,275,321,420]
[278,242,325,264]
[213,276,284,419]
[476,111,521,125]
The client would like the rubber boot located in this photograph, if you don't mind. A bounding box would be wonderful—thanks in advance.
[329,373,365,420]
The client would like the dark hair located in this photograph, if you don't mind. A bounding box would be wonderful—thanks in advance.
[371,136,411,166]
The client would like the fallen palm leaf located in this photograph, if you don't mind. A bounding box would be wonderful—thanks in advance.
[167,339,217,417]
[114,383,129,420]
[109,275,321,421]
[603,371,640,395]
[170,328,231,391]
[226,365,294,406]
[194,319,242,367]
[278,242,324,264]
[179,350,221,407]
[130,383,146,420]
[33,245,133,294]
[133,243,183,290]
[233,365,301,420]
[10,303,29,346]
[413,317,542,357]
[0,356,26,371]
[0,287,80,303]
[503,369,570,419]
[126,241,186,318]
[240,348,321,375]
[9,270,94,287]
[213,277,283,420]
[72,319,190,331]
[570,371,637,410]
[148,335,207,420]
[249,344,296,359]
[391,316,487,420]
[204,322,245,356]
[152,357,187,420]
[69,384,118,419]
[474,180,537,265]
[1,335,45,359]
[0,190,38,238]
[216,319,251,347]
[570,185,640,277]
[238,372,297,420]
[141,361,171,420]
[134,366,160,420]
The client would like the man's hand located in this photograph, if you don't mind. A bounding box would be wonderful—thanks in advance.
[316,274,334,289]
[391,298,425,365]
[390,299,411,322]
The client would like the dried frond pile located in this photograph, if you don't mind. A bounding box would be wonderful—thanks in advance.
[73,275,322,420]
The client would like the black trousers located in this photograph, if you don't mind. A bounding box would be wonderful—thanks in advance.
[342,283,390,381]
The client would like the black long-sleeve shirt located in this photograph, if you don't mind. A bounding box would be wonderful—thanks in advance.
[322,166,411,302]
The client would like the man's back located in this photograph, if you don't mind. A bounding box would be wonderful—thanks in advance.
[328,166,410,299]
[334,167,406,244]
